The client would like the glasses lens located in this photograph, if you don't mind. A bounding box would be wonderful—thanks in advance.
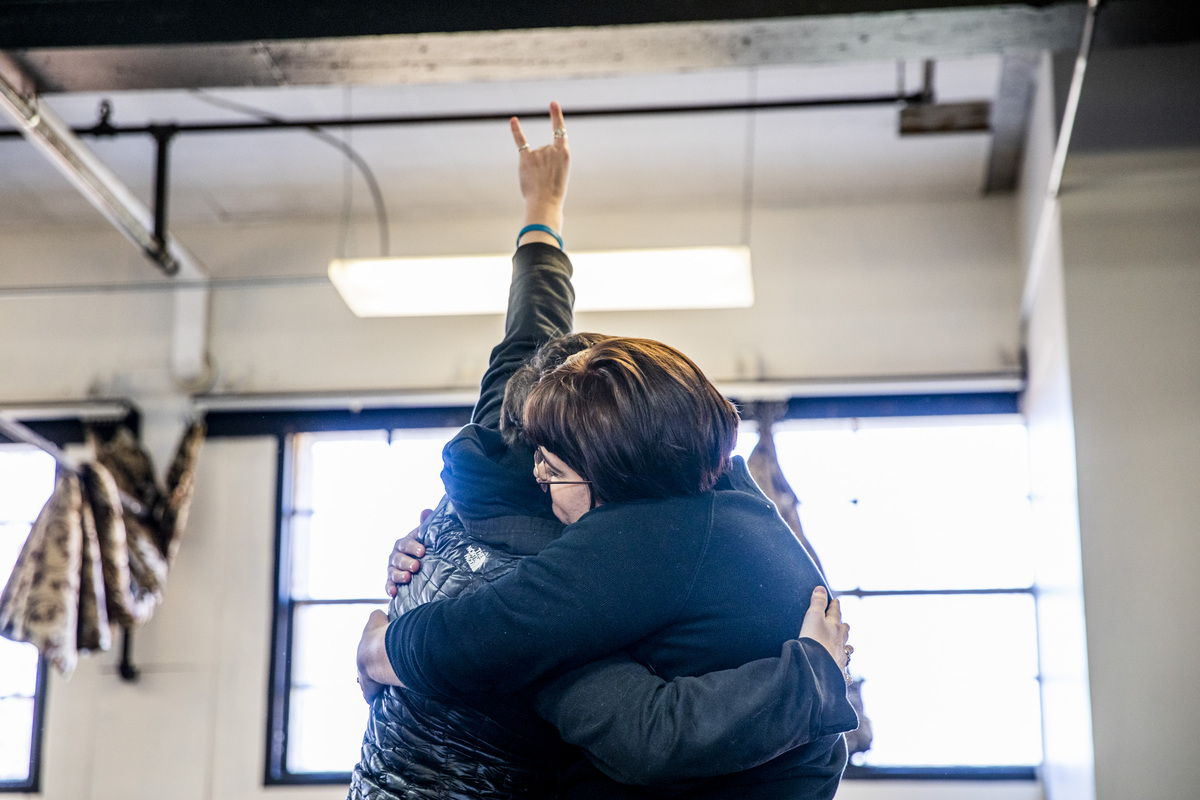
[534,449,549,491]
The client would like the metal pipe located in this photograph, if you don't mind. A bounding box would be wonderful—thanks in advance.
[919,59,936,104]
[0,92,927,140]
[1020,0,1103,319]
[150,125,177,258]
[1047,0,1102,199]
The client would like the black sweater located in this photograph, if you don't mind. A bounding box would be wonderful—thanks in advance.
[390,410,853,794]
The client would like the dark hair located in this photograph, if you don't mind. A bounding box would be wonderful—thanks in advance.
[523,337,739,503]
[500,332,614,446]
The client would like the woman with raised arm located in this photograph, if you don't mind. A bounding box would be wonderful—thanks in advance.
[352,104,857,800]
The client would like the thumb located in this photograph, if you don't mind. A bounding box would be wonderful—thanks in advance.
[799,586,827,636]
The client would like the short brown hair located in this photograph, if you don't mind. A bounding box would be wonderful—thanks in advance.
[500,332,614,446]
[523,337,739,503]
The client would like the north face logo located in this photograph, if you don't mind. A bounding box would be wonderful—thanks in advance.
[465,545,487,572]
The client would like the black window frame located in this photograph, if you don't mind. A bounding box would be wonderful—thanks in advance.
[253,391,1037,785]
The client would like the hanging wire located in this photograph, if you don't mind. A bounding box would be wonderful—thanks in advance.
[740,67,759,247]
[337,85,355,259]
[189,89,390,257]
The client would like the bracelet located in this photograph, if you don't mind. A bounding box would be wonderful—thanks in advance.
[517,224,564,250]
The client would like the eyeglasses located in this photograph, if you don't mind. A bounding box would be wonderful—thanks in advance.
[534,448,594,493]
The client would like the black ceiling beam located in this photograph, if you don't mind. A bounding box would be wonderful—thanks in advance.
[0,2,1045,49]
[0,0,1130,50]
[2,1,1197,55]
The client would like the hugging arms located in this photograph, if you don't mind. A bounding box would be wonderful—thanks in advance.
[354,104,857,796]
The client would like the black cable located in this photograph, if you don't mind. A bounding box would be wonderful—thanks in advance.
[189,90,390,257]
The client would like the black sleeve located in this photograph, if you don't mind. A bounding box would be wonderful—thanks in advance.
[385,500,708,698]
[471,243,574,430]
[532,640,858,786]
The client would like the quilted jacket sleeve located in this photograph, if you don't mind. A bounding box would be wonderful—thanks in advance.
[533,639,858,786]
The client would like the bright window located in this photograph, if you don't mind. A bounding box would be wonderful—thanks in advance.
[271,410,1040,782]
[269,428,458,781]
[733,415,1042,771]
[0,445,55,790]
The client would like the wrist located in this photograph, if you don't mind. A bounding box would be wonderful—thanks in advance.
[523,201,564,231]
[517,223,564,250]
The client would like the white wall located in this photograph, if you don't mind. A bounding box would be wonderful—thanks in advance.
[1020,54,1095,800]
[0,196,1021,406]
[1057,148,1200,800]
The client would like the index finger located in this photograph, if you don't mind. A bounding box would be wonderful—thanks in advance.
[510,116,529,151]
[826,596,842,621]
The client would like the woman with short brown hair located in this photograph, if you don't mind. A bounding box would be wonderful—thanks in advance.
[376,325,857,799]
[523,336,738,504]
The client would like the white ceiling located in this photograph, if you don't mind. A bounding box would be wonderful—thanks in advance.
[0,54,1002,239]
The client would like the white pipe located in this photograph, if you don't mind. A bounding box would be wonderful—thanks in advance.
[191,372,1025,414]
[1020,0,1101,319]
[0,54,213,391]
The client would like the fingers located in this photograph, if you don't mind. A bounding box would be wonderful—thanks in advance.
[826,595,841,621]
[391,548,422,571]
[386,529,425,596]
[399,535,425,559]
[514,102,567,153]
[550,101,567,150]
[511,116,529,151]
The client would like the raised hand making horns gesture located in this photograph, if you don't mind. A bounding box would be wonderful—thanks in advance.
[513,101,571,250]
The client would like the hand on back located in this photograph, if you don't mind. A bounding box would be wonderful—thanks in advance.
[798,586,853,679]
[384,509,432,597]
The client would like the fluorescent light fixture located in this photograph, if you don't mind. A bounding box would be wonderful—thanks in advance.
[328,246,753,317]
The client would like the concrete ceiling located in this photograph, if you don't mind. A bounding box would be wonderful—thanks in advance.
[0,1,1195,262]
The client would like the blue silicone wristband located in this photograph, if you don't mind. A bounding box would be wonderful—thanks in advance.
[517,224,564,250]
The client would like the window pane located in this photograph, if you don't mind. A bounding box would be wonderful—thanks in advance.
[0,638,39,697]
[288,686,369,774]
[841,594,1043,766]
[773,421,1034,590]
[291,430,454,600]
[0,698,35,781]
[288,602,384,774]
[0,446,53,786]
[0,524,33,588]
[0,448,56,522]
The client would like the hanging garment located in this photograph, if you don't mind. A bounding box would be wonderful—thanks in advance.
[746,402,826,577]
[0,420,205,676]
[0,471,85,675]
[80,462,155,629]
[76,477,111,654]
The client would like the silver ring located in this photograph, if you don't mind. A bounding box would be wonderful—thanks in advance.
[553,127,567,139]
[517,143,530,152]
